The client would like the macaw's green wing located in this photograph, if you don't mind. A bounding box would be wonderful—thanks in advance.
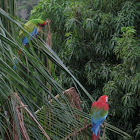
[19,19,45,38]
[19,21,37,38]
[91,101,108,124]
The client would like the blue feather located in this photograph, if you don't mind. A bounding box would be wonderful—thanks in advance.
[91,119,104,135]
[22,27,38,45]
[91,112,108,135]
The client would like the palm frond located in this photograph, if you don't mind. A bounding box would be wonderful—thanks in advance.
[0,8,132,140]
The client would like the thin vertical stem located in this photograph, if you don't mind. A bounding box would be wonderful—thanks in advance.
[46,20,52,93]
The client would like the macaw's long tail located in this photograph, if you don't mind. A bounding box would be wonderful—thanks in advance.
[92,134,100,140]
[92,131,100,140]
[92,134,99,140]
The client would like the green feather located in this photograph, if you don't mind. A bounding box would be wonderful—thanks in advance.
[91,106,108,118]
[19,19,45,38]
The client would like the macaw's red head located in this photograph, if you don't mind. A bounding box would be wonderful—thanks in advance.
[38,21,47,27]
[97,95,108,103]
[38,20,51,27]
[38,20,51,32]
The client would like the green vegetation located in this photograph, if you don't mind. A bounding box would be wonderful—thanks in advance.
[0,0,139,139]
[31,0,140,139]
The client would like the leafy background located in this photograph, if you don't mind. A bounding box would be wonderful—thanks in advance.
[0,0,140,139]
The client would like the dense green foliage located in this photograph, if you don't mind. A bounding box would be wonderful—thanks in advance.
[0,0,95,139]
[31,0,140,139]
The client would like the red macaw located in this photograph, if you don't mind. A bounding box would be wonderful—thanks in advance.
[91,95,109,140]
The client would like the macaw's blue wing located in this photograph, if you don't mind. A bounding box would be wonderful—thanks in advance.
[91,117,105,135]
[22,27,38,45]
[91,111,108,134]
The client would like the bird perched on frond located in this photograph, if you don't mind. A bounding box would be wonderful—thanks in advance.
[13,19,51,69]
[14,19,50,69]
[19,19,49,45]
[91,95,109,140]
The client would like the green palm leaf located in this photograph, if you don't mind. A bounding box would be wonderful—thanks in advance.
[0,7,132,140]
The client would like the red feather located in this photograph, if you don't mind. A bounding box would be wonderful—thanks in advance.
[92,134,97,140]
[91,95,109,110]
[91,95,108,140]
[92,130,100,140]
[39,20,50,27]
